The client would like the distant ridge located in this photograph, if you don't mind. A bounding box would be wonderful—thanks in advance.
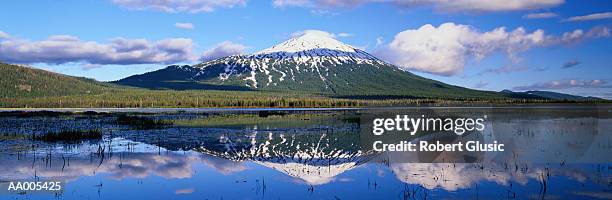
[0,63,113,98]
[500,90,603,101]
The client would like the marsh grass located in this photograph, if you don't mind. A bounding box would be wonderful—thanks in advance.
[0,110,68,118]
[173,113,342,128]
[115,115,173,129]
[34,129,103,142]
[0,133,29,140]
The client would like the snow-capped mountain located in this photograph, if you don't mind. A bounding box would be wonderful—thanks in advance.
[115,31,497,98]
[186,30,387,90]
[195,130,373,185]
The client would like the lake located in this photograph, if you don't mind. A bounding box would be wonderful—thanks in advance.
[0,106,610,199]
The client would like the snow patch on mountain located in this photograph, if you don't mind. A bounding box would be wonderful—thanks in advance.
[257,30,358,54]
[190,30,390,88]
[256,161,356,185]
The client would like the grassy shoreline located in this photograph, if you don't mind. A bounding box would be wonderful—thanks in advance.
[2,98,608,109]
[1,89,609,109]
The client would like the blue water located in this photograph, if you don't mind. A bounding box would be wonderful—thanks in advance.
[0,107,610,199]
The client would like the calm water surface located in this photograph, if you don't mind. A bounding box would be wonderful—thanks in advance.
[0,106,610,199]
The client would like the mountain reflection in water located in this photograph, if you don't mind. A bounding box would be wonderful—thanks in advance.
[0,107,610,199]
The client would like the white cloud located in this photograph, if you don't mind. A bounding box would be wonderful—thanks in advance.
[0,32,195,65]
[156,38,194,54]
[375,37,384,47]
[426,0,564,12]
[273,0,312,7]
[272,0,564,12]
[478,65,528,75]
[290,30,353,39]
[336,32,353,37]
[291,30,333,38]
[175,188,195,195]
[112,0,246,13]
[175,22,195,30]
[376,23,611,76]
[523,12,558,19]
[559,26,610,43]
[560,29,584,43]
[513,79,611,91]
[376,23,547,76]
[0,31,9,39]
[201,41,247,61]
[564,12,612,22]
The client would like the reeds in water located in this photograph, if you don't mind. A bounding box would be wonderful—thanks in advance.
[34,129,103,142]
[115,115,173,129]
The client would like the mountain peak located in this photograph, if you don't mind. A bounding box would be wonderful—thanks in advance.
[256,30,358,55]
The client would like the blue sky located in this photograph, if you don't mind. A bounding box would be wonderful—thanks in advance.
[0,0,611,98]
